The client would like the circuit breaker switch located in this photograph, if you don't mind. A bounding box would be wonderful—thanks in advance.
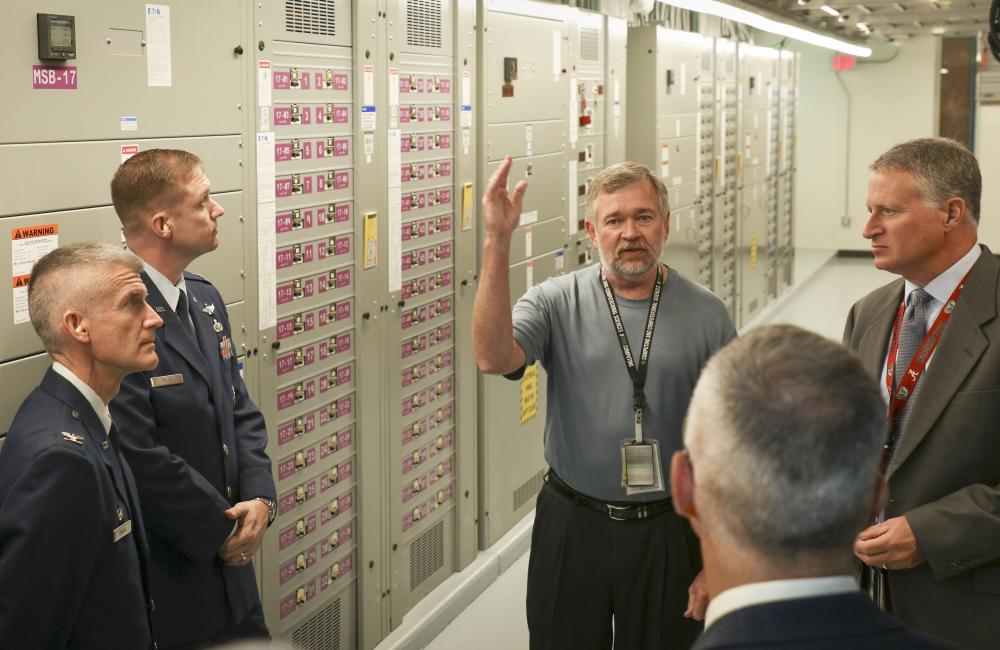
[326,171,336,189]
[329,498,339,516]
[324,69,334,88]
[330,564,340,580]
[292,244,303,265]
[294,416,305,435]
[291,174,302,194]
[328,433,339,451]
[295,450,306,468]
[290,68,300,87]
[329,466,339,484]
[292,279,304,299]
[324,103,334,123]
[291,139,302,159]
[329,531,339,548]
[293,383,304,402]
[325,137,335,156]
[291,103,301,123]
[292,209,303,230]
[295,485,306,503]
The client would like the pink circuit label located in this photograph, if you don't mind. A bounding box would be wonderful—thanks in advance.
[32,65,77,89]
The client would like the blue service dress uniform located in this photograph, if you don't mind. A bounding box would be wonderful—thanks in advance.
[110,271,276,647]
[0,369,154,649]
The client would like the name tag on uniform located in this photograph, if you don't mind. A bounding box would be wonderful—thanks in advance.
[150,374,184,388]
[112,519,133,543]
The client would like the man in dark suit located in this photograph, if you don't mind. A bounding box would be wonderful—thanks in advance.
[670,325,952,649]
[0,242,162,648]
[108,149,276,649]
[843,137,1000,649]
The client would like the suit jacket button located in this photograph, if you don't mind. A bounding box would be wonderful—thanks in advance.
[149,598,155,612]
[222,443,230,456]
[71,410,80,420]
[226,486,233,498]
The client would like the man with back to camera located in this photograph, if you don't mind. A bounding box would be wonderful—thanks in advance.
[0,242,162,648]
[671,324,952,649]
[108,149,277,649]
[473,156,736,649]
[843,137,1000,649]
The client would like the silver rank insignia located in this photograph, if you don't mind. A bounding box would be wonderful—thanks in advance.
[203,303,216,316]
[944,300,956,314]
[213,319,224,333]
[62,432,84,445]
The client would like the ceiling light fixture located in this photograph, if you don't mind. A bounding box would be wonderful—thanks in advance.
[657,0,873,56]
[857,21,871,32]
[820,4,841,16]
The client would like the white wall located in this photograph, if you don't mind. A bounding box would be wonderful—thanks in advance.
[785,41,848,250]
[975,104,1000,250]
[786,37,941,251]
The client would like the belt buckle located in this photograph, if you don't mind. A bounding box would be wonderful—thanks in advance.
[606,504,631,521]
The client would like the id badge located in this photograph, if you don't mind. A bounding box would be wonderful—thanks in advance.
[620,439,665,495]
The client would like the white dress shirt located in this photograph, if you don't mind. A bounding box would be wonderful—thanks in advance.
[704,575,858,630]
[142,260,189,313]
[52,362,112,436]
[879,243,981,402]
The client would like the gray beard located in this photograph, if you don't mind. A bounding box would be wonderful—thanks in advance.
[598,246,656,281]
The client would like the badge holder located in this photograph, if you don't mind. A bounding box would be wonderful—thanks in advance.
[620,410,665,496]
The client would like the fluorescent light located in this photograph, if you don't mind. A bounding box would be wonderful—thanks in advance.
[820,5,841,16]
[657,0,873,57]
[856,21,871,33]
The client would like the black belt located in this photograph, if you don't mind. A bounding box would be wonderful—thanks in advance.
[545,470,674,521]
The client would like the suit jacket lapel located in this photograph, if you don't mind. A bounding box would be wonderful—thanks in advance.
[142,273,212,386]
[889,247,998,477]
[855,281,903,381]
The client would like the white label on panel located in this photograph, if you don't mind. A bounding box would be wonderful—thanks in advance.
[461,108,472,128]
[660,144,670,179]
[568,73,578,146]
[360,106,376,131]
[257,201,276,330]
[680,62,687,96]
[363,64,375,106]
[258,107,269,132]
[525,227,533,258]
[255,133,275,204]
[462,70,472,106]
[519,210,538,227]
[388,67,399,129]
[525,124,533,157]
[120,116,138,131]
[144,4,172,87]
[568,159,578,235]
[554,250,565,271]
[121,144,139,163]
[462,127,471,155]
[11,224,58,325]
[257,60,272,107]
[388,128,402,293]
[552,31,561,82]
[526,260,534,288]
[364,132,374,164]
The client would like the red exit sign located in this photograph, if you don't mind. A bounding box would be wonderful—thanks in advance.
[834,54,856,71]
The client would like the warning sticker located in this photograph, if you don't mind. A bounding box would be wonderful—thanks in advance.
[12,224,59,323]
[12,274,31,325]
[520,363,539,425]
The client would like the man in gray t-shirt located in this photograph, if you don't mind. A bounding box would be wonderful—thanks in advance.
[473,158,735,650]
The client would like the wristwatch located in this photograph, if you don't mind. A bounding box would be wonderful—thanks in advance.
[254,497,277,526]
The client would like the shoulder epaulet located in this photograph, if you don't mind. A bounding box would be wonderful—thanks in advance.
[184,271,211,284]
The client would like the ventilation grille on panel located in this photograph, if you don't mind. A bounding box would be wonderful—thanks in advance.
[513,468,546,512]
[579,26,599,61]
[406,0,443,49]
[290,598,341,650]
[410,520,445,591]
[285,0,336,36]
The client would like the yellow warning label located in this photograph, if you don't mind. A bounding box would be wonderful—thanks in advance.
[461,182,474,232]
[363,211,377,269]
[520,362,538,425]
[751,233,758,270]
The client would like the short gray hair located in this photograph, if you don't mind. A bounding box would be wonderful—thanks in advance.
[28,242,144,352]
[684,325,886,557]
[870,137,981,224]
[584,161,670,223]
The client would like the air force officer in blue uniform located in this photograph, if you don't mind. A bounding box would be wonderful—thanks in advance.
[0,243,162,648]
[109,149,277,649]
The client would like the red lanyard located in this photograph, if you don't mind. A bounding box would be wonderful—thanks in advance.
[884,270,972,428]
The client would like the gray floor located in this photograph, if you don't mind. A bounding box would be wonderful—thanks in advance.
[382,252,892,650]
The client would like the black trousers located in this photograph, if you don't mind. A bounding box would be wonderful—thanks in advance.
[526,482,703,650]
